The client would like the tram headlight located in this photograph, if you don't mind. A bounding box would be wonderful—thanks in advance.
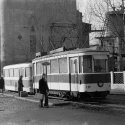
[97,81,104,87]
[86,85,91,89]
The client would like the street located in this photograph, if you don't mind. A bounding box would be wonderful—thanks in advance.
[0,93,125,125]
[0,0,125,124]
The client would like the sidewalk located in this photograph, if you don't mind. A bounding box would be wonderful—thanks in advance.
[110,90,125,95]
[2,90,125,106]
[1,91,53,106]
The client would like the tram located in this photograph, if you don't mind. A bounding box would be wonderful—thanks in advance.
[32,48,111,98]
[3,63,33,93]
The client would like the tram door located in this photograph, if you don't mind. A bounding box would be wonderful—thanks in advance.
[42,62,50,75]
[69,57,79,92]
[42,61,50,88]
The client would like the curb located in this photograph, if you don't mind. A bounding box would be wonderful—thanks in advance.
[110,93,125,96]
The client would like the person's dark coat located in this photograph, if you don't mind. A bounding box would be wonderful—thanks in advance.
[18,77,23,91]
[0,77,4,89]
[39,78,49,94]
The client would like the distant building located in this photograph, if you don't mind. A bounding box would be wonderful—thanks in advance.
[48,11,91,51]
[105,10,124,37]
[95,10,125,71]
[0,0,90,73]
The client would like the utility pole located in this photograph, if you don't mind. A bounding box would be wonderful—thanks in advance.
[120,0,125,71]
[122,0,125,43]
[116,0,124,71]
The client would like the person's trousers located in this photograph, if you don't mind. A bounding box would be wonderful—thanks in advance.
[18,89,23,96]
[18,90,21,96]
[40,93,48,107]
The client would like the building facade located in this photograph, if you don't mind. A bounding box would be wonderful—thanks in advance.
[105,10,125,71]
[0,0,90,73]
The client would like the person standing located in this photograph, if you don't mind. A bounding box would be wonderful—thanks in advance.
[39,73,49,107]
[18,75,23,96]
[0,76,5,93]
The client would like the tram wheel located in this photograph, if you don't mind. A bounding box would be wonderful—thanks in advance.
[77,93,81,101]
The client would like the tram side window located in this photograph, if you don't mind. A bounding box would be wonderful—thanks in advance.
[33,63,35,76]
[47,64,50,74]
[70,58,78,73]
[36,62,43,75]
[10,68,14,77]
[59,58,67,73]
[83,55,92,73]
[42,62,50,74]
[25,67,32,77]
[79,56,83,73]
[19,68,25,77]
[70,60,74,73]
[51,59,59,73]
[43,65,46,74]
[4,69,9,77]
[14,68,19,77]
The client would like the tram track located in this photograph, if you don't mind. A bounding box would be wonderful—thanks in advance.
[48,95,125,112]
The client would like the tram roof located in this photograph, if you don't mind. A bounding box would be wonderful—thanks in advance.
[33,48,109,61]
[3,63,32,69]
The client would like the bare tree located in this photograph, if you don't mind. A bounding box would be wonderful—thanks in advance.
[26,0,86,52]
[83,0,124,71]
[83,0,122,29]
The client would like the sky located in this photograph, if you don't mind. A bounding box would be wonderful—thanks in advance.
[77,0,122,14]
[77,0,88,14]
[77,0,122,26]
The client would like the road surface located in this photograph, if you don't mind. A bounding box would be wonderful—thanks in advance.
[0,93,125,125]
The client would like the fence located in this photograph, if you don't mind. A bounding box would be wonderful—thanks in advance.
[110,71,125,94]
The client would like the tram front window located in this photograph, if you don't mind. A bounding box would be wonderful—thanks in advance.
[94,59,106,72]
[81,55,107,73]
[82,55,92,73]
